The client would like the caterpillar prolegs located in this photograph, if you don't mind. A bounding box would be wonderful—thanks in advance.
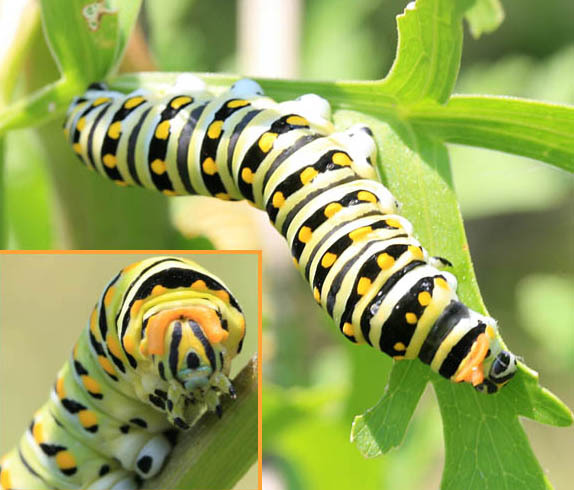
[0,257,246,490]
[64,76,518,393]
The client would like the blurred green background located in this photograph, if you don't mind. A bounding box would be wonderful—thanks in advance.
[0,252,259,489]
[1,0,573,489]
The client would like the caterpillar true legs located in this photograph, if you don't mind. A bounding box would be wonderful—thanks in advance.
[64,76,517,394]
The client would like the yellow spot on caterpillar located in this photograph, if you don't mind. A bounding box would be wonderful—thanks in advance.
[107,335,123,359]
[78,410,97,428]
[435,277,449,290]
[394,342,406,351]
[116,180,128,187]
[386,218,402,228]
[90,309,98,334]
[72,143,82,154]
[286,115,309,126]
[357,191,377,203]
[377,253,394,270]
[170,96,192,109]
[215,290,230,303]
[98,356,116,376]
[258,132,277,153]
[292,257,298,267]
[357,277,371,295]
[241,167,254,184]
[405,313,417,324]
[207,120,224,139]
[332,152,352,166]
[102,154,117,168]
[154,121,170,140]
[486,325,496,339]
[298,226,312,243]
[33,421,44,443]
[76,117,86,131]
[152,285,167,296]
[122,262,139,274]
[300,167,318,185]
[0,464,11,488]
[349,226,372,241]
[124,96,145,109]
[131,300,144,316]
[321,252,337,268]
[107,121,121,139]
[81,375,101,395]
[418,291,432,306]
[324,202,343,218]
[56,376,66,399]
[342,322,354,336]
[408,245,423,260]
[227,99,249,108]
[272,191,285,208]
[394,355,406,360]
[93,97,110,106]
[215,192,231,200]
[163,190,177,196]
[104,286,115,307]
[56,451,76,470]
[123,335,136,356]
[192,280,207,290]
[313,287,321,303]
[151,159,167,175]
[202,157,218,175]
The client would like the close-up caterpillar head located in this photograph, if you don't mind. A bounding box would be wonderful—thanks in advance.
[451,317,517,394]
[106,256,246,428]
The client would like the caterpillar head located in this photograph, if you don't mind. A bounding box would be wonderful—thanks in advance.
[139,303,245,428]
[454,320,517,394]
[476,345,518,394]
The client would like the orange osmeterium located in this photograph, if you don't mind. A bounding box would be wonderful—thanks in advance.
[454,333,490,386]
[144,306,228,356]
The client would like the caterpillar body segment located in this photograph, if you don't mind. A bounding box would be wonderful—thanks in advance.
[64,77,517,395]
[0,257,246,490]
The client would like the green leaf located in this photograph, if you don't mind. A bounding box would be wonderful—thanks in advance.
[351,360,429,457]
[0,1,141,133]
[142,358,257,490]
[409,96,574,172]
[40,0,141,85]
[464,0,505,38]
[378,0,472,103]
[333,110,572,488]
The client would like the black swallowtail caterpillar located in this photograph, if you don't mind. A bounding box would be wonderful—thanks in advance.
[0,256,246,490]
[63,76,518,394]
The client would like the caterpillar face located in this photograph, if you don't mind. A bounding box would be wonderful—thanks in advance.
[141,304,238,427]
[64,77,519,395]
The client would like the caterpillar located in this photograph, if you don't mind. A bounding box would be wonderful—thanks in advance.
[63,76,518,394]
[0,256,246,490]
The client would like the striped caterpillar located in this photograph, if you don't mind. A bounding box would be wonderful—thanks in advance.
[0,256,246,490]
[63,76,517,394]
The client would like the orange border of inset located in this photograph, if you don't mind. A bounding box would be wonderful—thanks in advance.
[0,249,263,490]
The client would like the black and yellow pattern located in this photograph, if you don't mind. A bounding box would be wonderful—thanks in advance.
[63,77,517,395]
[0,257,246,490]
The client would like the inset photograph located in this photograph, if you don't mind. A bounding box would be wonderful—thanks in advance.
[0,252,260,490]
